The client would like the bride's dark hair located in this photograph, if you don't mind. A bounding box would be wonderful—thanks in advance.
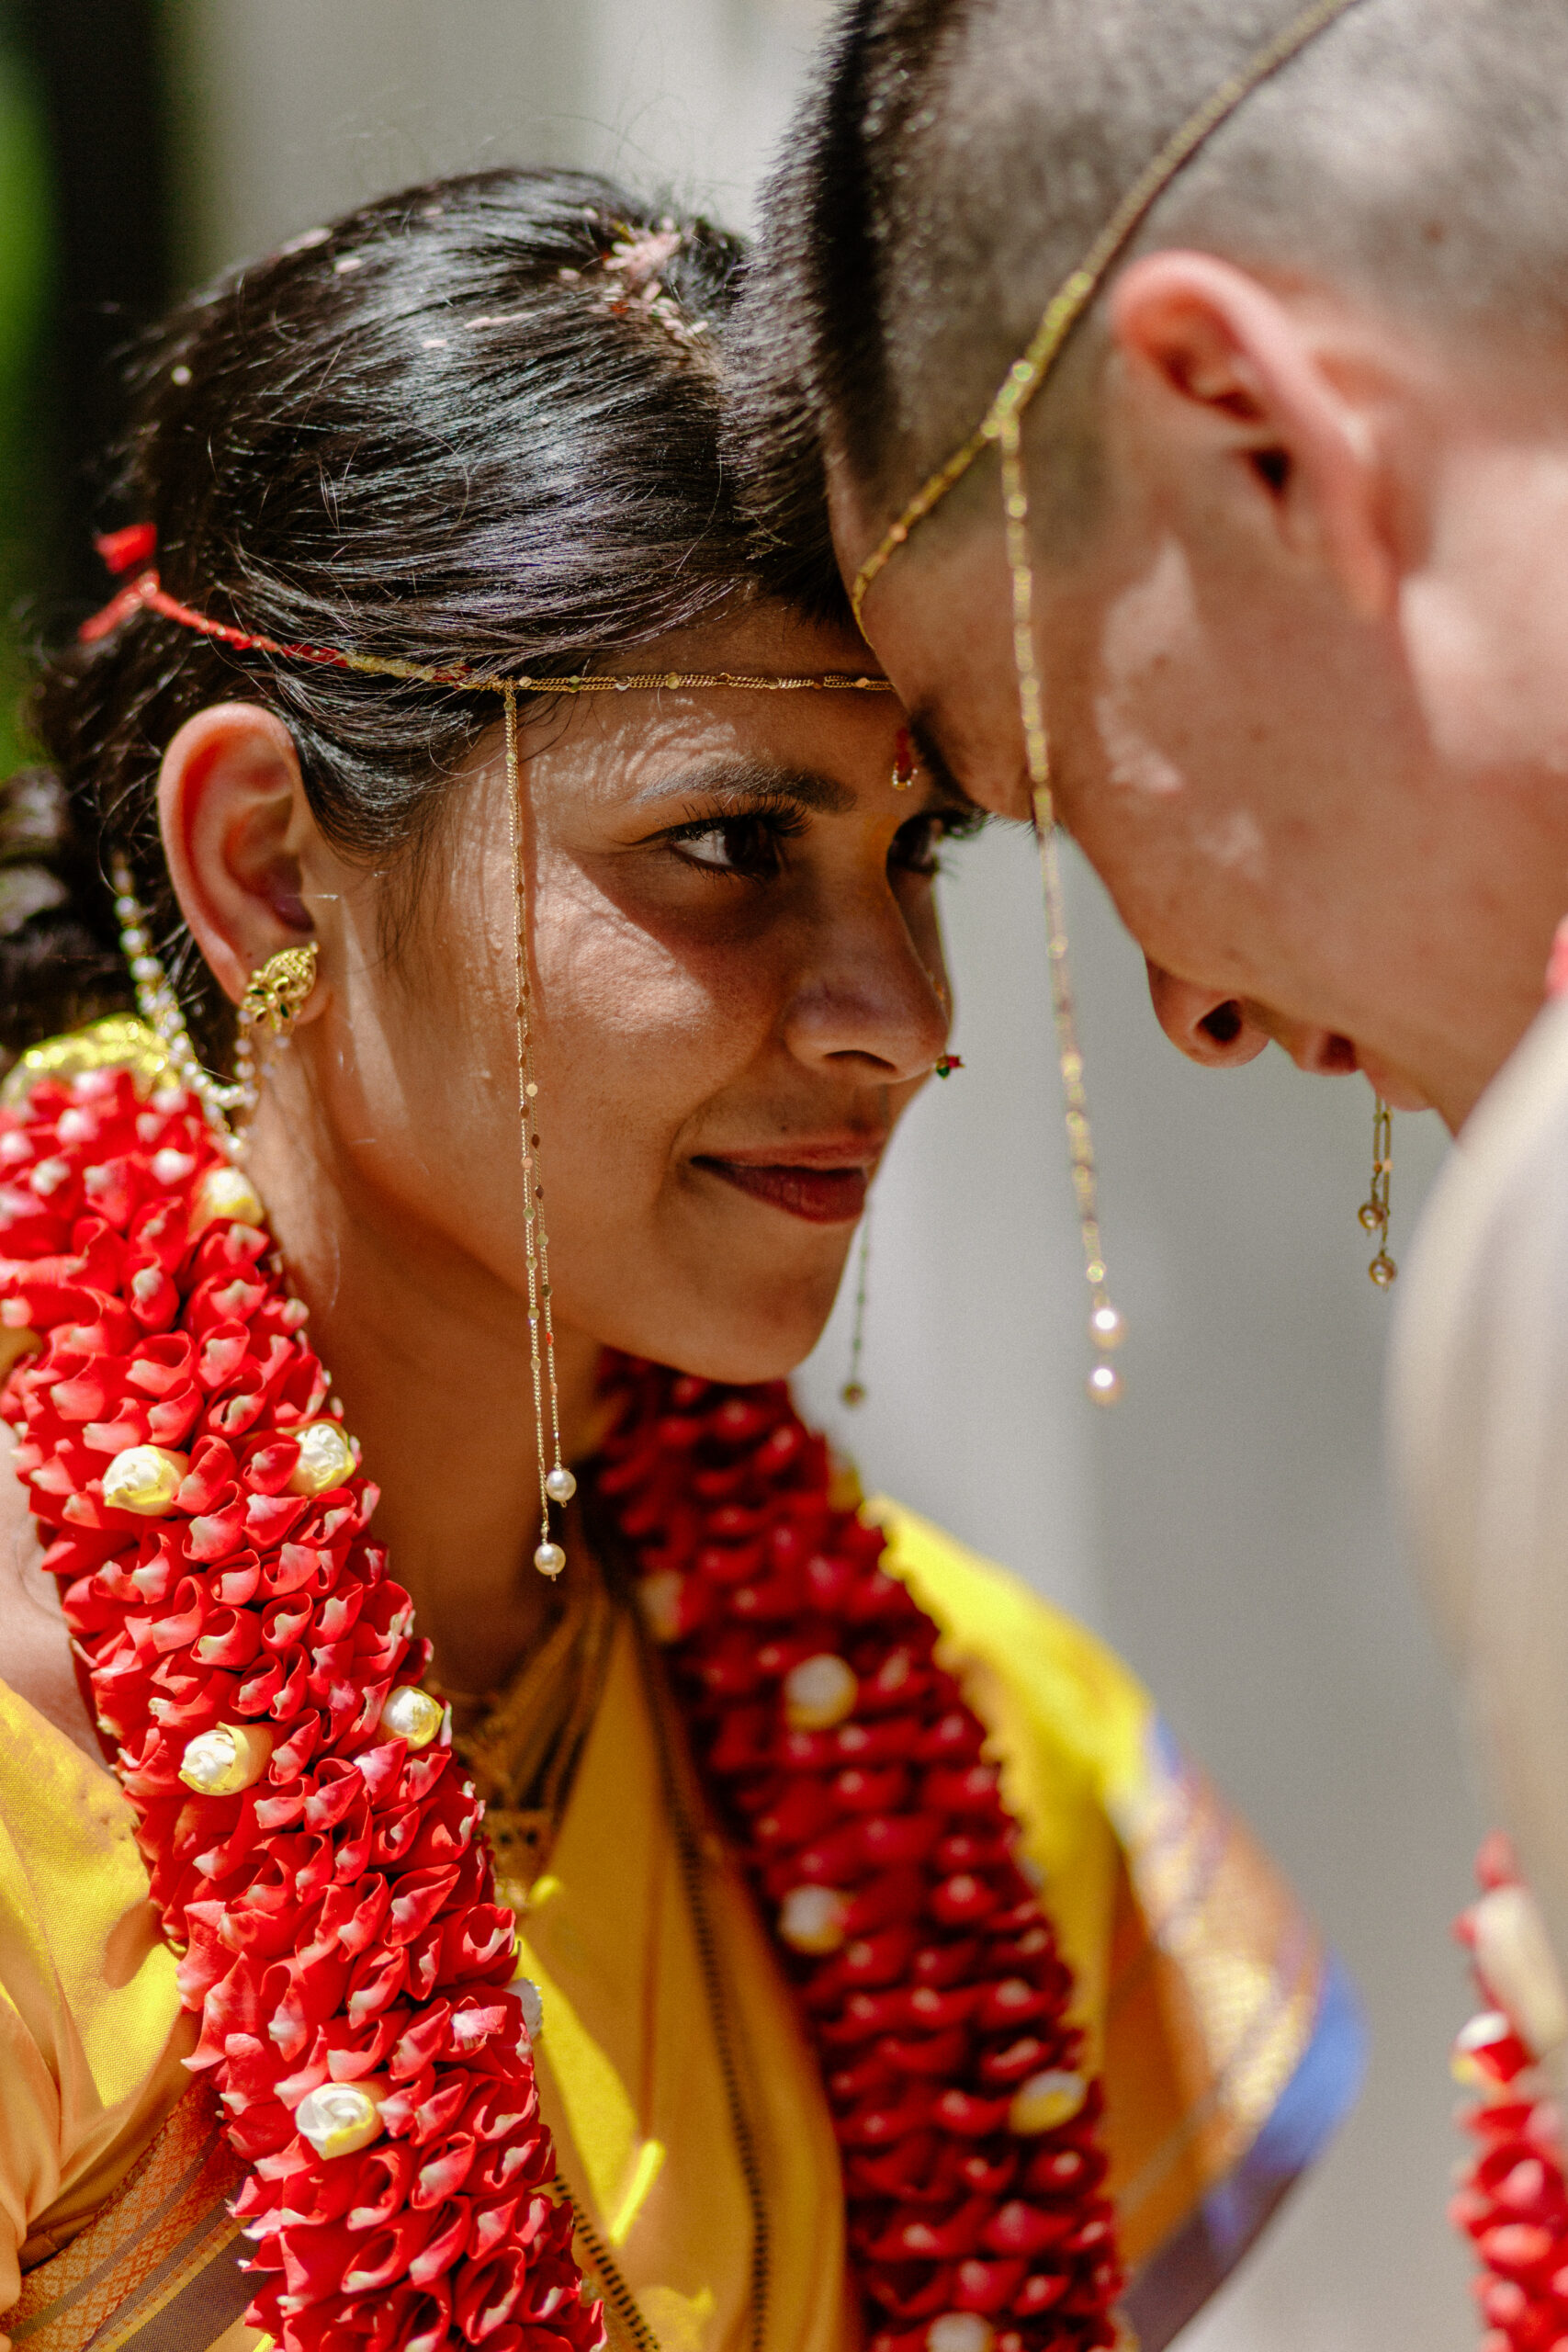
[0,166,776,1072]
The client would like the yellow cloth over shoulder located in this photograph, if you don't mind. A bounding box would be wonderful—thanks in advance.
[876,1499,1354,2308]
[0,1682,193,2324]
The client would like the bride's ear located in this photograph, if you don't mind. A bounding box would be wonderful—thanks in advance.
[156,703,323,1014]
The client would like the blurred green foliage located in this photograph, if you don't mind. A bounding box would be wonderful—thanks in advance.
[0,16,51,775]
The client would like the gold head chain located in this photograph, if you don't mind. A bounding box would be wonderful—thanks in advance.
[851,0,1370,1402]
[81,548,897,704]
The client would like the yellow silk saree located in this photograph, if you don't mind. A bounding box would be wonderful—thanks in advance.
[1,1496,1358,2352]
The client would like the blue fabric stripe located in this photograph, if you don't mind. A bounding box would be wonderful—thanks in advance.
[1122,1952,1366,2348]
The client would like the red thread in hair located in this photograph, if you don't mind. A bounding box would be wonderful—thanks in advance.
[96,522,158,575]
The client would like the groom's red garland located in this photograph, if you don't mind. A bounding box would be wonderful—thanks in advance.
[1450,1838,1568,2351]
[0,1056,1121,2352]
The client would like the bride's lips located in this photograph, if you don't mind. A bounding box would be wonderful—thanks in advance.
[694,1142,882,1226]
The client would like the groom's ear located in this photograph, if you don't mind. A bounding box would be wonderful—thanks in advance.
[1107,249,1396,624]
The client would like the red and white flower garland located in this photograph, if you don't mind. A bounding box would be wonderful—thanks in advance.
[0,1055,1122,2352]
[1,1062,594,2352]
[1451,1838,1568,2352]
[599,1364,1122,2351]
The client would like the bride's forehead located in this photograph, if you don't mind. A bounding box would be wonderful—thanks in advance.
[506,681,897,783]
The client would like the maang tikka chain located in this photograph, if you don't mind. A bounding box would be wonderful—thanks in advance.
[998,415,1126,1403]
[1359,1095,1396,1287]
[503,684,575,1577]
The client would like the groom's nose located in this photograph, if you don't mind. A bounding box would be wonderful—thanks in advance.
[1145,960,1273,1068]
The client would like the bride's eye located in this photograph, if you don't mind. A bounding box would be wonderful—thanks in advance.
[669,808,805,880]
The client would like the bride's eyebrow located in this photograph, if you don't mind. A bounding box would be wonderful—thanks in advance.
[628,756,856,817]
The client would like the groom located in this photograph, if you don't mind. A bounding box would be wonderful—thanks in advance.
[742,0,1568,2086]
[742,0,1568,1136]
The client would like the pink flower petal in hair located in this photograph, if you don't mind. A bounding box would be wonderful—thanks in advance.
[602,220,686,298]
[597,220,709,354]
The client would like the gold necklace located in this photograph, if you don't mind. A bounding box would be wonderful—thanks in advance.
[624,1610,771,2352]
[455,1544,771,2352]
[445,1570,616,1908]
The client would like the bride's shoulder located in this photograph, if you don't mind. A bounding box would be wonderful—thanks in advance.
[0,1411,99,1757]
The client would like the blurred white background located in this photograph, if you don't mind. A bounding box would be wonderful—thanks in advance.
[162,5,1483,2342]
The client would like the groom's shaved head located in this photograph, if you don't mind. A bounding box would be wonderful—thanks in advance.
[739,0,1568,582]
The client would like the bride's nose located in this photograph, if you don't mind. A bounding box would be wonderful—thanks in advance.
[1145,959,1272,1068]
[784,897,951,1084]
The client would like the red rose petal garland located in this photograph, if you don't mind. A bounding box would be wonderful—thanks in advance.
[598,1358,1122,2352]
[0,1057,1122,2352]
[0,1064,602,2352]
[1450,1837,1568,2351]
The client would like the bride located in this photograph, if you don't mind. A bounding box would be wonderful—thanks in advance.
[0,170,1353,2352]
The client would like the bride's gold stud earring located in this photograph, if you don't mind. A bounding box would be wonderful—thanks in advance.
[240,943,319,1035]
